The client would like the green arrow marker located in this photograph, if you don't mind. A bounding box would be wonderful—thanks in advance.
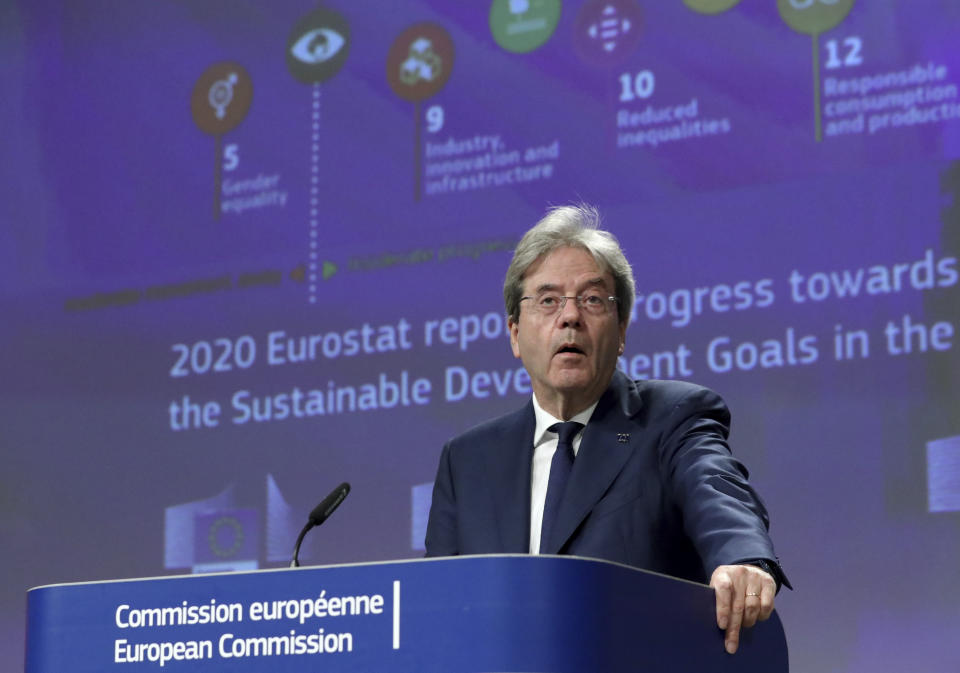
[322,261,338,280]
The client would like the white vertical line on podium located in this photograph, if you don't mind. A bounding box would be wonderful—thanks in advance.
[392,580,401,649]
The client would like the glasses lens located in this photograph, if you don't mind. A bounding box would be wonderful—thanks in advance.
[531,295,612,316]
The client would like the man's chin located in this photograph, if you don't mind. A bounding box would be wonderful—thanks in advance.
[548,371,597,393]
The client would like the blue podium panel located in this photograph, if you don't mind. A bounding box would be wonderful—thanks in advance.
[26,555,788,672]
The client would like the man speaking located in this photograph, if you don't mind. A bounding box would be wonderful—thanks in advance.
[425,205,790,654]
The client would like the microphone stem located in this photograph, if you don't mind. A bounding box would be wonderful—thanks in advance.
[290,522,313,568]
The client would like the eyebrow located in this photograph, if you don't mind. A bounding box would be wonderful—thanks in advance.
[533,282,559,295]
[532,278,609,295]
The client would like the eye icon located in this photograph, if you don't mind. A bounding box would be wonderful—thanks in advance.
[286,8,350,83]
[291,28,345,64]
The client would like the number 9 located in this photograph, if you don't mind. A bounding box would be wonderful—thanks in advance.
[426,105,444,133]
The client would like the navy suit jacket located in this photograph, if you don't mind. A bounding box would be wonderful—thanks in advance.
[425,371,785,586]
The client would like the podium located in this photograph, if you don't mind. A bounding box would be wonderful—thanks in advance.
[27,554,788,672]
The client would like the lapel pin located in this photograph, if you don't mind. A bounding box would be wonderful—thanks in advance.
[617,433,630,443]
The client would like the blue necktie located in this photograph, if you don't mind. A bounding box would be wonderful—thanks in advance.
[540,421,584,554]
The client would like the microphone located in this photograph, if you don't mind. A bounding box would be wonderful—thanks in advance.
[290,482,350,568]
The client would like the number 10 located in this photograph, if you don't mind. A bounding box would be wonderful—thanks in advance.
[618,71,655,102]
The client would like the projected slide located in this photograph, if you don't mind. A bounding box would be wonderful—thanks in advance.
[2,2,959,672]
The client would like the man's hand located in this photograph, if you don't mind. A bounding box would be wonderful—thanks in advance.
[710,564,776,654]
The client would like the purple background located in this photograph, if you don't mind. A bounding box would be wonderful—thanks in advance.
[3,1,960,671]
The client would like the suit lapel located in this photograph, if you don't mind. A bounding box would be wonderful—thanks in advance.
[485,402,535,553]
[543,372,644,554]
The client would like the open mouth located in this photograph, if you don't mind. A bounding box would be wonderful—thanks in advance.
[556,345,585,356]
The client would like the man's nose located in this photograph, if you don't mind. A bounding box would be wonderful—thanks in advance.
[557,296,583,327]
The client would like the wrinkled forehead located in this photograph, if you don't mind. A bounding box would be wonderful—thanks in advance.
[521,245,615,293]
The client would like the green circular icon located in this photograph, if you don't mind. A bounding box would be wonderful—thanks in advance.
[683,0,742,14]
[777,0,855,35]
[489,0,561,53]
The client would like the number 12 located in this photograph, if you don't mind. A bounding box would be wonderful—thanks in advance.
[825,37,863,69]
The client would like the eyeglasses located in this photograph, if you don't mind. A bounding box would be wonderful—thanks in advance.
[519,293,619,317]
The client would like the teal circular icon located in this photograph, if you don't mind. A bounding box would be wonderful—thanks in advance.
[489,0,562,53]
[777,0,856,35]
[683,0,742,14]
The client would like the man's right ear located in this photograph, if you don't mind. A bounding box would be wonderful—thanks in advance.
[508,318,521,359]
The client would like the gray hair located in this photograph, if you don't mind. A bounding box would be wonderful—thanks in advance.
[504,204,635,324]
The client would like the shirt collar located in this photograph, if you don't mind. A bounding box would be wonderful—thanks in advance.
[531,394,598,448]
